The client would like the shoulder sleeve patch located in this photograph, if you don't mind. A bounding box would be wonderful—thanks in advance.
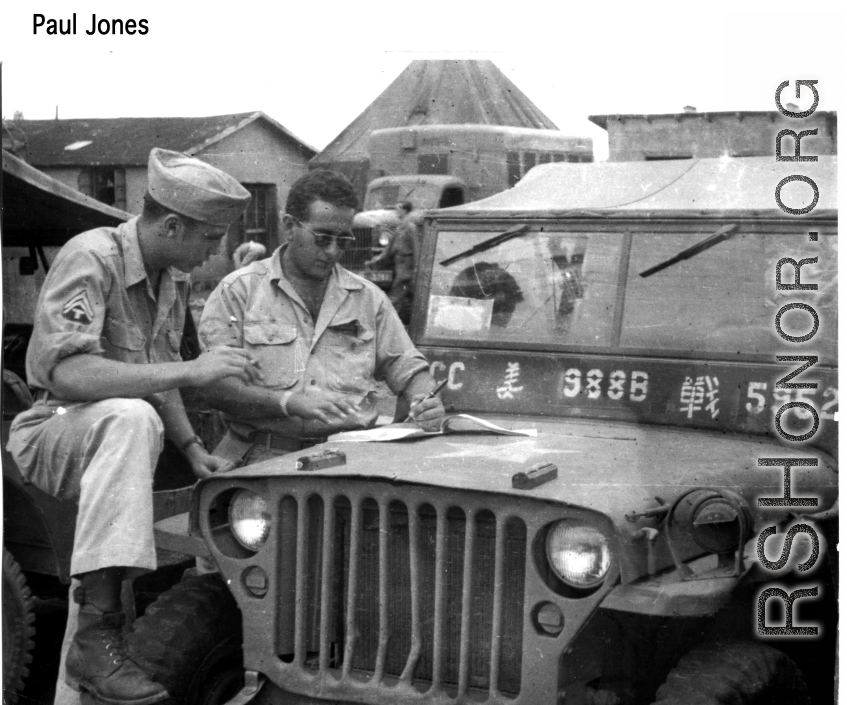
[62,289,95,324]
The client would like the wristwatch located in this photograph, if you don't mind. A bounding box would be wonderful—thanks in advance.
[180,434,206,455]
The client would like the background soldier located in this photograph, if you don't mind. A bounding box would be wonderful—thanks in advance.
[365,201,421,323]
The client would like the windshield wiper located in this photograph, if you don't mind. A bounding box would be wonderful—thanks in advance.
[440,225,529,267]
[639,224,739,278]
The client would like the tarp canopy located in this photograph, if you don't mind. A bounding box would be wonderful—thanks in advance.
[445,156,837,218]
[312,60,558,168]
[3,149,129,246]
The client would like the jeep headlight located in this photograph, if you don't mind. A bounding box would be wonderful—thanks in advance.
[229,490,271,552]
[546,522,611,589]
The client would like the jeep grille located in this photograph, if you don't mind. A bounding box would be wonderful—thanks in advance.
[274,486,527,699]
[339,226,376,270]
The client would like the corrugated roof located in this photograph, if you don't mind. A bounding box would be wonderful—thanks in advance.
[13,112,317,166]
[312,60,558,166]
[446,156,837,217]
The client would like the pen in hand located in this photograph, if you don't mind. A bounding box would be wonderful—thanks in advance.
[404,378,448,422]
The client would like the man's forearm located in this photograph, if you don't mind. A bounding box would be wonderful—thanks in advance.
[157,389,197,448]
[51,354,194,401]
[202,377,286,419]
[401,370,438,404]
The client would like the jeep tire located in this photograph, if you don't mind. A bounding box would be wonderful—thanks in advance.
[127,573,243,705]
[651,640,810,704]
[2,548,36,703]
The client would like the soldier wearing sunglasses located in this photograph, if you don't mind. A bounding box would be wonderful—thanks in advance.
[198,170,445,466]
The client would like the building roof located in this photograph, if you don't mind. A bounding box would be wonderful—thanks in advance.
[312,60,559,167]
[3,149,129,246]
[10,112,317,167]
[588,110,837,130]
[444,156,837,218]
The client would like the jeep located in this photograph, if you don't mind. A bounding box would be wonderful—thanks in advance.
[131,155,837,705]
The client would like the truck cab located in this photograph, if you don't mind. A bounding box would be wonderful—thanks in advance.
[345,175,466,286]
[138,156,838,705]
[344,122,594,289]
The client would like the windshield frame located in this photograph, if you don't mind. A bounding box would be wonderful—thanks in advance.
[411,215,838,366]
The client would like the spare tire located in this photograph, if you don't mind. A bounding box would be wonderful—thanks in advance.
[652,640,810,705]
[2,548,36,703]
[127,573,243,705]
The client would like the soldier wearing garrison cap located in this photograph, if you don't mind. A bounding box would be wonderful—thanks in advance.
[6,149,258,705]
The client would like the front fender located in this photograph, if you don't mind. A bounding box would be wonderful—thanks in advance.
[602,526,829,617]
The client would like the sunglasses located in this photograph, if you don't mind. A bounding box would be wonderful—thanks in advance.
[293,218,356,251]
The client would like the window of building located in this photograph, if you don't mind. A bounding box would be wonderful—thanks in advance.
[418,153,449,175]
[241,184,278,251]
[523,152,537,173]
[78,166,126,210]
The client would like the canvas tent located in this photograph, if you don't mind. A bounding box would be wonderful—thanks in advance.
[311,60,558,196]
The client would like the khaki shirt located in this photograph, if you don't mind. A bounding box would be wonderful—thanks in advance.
[25,217,189,398]
[199,247,429,438]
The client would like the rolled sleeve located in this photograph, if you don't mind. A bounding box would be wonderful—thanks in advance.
[32,332,105,387]
[26,248,110,390]
[374,298,429,394]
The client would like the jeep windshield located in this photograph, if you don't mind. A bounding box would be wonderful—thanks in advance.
[422,227,837,361]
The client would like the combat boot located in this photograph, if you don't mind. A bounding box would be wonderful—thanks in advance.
[65,588,169,705]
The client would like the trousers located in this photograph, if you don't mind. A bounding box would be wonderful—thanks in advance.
[8,398,164,705]
[7,397,164,577]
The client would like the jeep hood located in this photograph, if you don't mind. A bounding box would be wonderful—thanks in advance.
[217,416,837,529]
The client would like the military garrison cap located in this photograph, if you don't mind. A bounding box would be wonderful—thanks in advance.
[147,148,251,225]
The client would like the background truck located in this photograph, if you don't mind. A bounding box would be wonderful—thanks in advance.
[347,175,467,287]
[128,155,838,705]
[341,124,593,284]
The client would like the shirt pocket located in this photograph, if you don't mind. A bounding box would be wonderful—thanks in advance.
[323,316,376,395]
[103,318,146,351]
[242,319,300,389]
